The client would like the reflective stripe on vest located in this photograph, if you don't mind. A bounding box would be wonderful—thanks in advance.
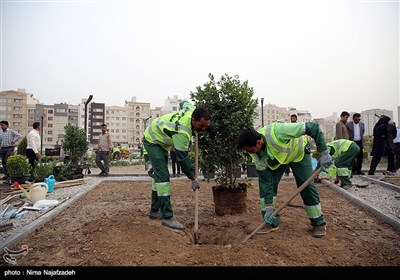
[328,140,352,157]
[251,124,307,170]
[144,109,193,150]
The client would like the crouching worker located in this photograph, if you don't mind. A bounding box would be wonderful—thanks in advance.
[236,121,333,238]
[143,101,211,230]
[320,139,360,189]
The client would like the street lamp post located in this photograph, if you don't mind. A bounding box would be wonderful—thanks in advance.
[144,116,152,131]
[84,95,93,141]
[261,97,264,127]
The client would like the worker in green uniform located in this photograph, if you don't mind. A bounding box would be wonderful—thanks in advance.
[143,101,211,229]
[322,139,360,189]
[236,121,333,238]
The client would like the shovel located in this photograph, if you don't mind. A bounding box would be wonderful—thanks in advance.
[193,132,201,244]
[241,166,323,243]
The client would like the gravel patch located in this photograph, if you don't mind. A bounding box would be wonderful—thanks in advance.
[344,176,400,219]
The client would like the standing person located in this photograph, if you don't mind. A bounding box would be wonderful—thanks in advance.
[384,121,397,175]
[323,139,360,189]
[95,124,113,177]
[236,121,333,238]
[170,149,181,177]
[368,115,391,175]
[394,125,400,173]
[346,113,365,175]
[335,111,350,140]
[0,121,22,180]
[284,114,298,176]
[26,122,41,170]
[143,101,211,230]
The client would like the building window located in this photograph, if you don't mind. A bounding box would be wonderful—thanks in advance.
[13,114,23,118]
[13,99,23,103]
[48,124,53,128]
[48,117,53,121]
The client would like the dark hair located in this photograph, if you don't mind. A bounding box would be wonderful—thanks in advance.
[101,124,107,128]
[0,120,9,126]
[352,113,361,119]
[290,114,297,118]
[32,122,40,129]
[192,107,211,121]
[340,111,350,117]
[236,128,261,149]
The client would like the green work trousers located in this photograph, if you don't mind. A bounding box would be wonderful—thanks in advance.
[335,142,360,186]
[143,139,173,219]
[258,153,326,227]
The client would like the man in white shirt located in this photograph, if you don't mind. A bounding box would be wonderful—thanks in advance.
[346,113,365,175]
[26,122,41,169]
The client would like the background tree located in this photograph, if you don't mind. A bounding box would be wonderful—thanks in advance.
[191,73,258,187]
[62,124,88,165]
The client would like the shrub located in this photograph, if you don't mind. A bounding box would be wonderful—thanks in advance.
[191,73,258,187]
[6,154,31,176]
[33,163,54,182]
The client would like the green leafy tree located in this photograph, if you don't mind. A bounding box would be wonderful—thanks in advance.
[191,73,258,187]
[17,135,28,155]
[62,124,89,165]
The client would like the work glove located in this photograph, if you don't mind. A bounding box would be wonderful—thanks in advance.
[263,206,275,224]
[319,150,333,168]
[191,179,200,191]
[263,206,280,227]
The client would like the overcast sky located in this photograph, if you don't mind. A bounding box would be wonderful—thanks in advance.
[1,0,399,121]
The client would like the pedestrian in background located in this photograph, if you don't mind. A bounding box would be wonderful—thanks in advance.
[95,124,113,177]
[170,149,181,177]
[394,125,400,174]
[335,111,350,140]
[26,122,41,169]
[368,115,392,175]
[346,113,365,175]
[0,120,22,180]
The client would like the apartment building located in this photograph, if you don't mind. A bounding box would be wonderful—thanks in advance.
[0,89,29,136]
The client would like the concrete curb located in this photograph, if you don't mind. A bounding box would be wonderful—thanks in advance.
[321,179,400,230]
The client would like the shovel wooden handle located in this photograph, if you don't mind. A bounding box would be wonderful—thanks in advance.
[194,132,199,235]
[241,166,323,243]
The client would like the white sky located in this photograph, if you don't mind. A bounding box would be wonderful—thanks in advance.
[1,0,399,121]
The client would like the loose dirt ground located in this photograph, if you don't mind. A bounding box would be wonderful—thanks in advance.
[3,174,400,267]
